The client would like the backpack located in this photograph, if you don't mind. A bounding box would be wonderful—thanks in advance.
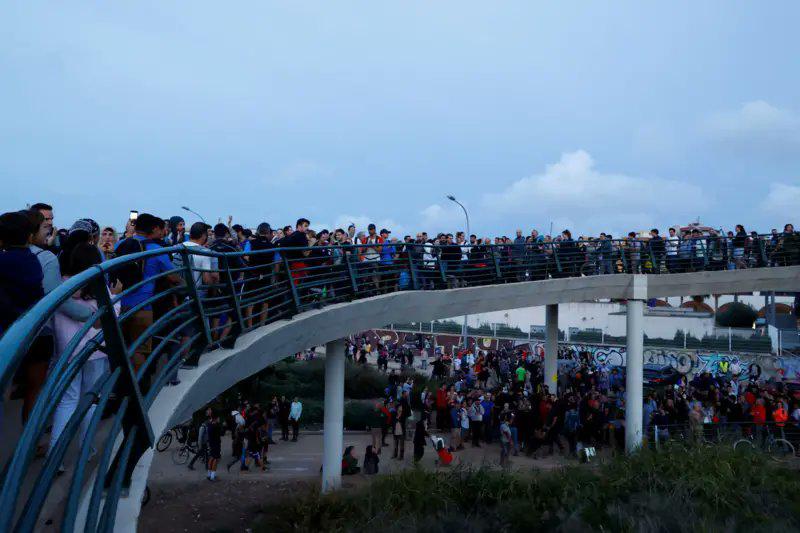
[114,237,147,290]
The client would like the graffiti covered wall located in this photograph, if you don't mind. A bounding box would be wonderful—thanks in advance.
[364,329,799,381]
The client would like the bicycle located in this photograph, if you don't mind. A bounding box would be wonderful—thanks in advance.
[156,422,195,452]
[733,427,795,462]
[171,440,199,465]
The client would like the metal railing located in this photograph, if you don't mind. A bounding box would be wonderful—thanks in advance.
[0,236,797,530]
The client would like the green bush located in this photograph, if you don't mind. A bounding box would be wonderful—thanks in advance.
[253,445,800,532]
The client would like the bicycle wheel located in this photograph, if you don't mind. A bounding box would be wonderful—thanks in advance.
[767,439,795,462]
[172,446,190,465]
[733,439,754,453]
[156,432,173,452]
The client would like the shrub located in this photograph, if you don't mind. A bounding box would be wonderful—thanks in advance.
[253,445,800,532]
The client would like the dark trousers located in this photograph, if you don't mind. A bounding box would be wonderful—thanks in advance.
[291,419,299,440]
[437,407,449,430]
[280,419,289,440]
[413,444,424,462]
[188,447,207,469]
[393,435,405,458]
[471,420,482,446]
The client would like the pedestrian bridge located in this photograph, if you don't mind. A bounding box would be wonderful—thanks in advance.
[0,241,797,532]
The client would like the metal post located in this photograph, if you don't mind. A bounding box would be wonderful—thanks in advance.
[490,247,503,280]
[728,327,732,352]
[282,255,302,315]
[322,338,346,493]
[407,251,419,290]
[545,304,558,394]
[220,254,244,342]
[625,299,645,453]
[180,247,212,366]
[345,253,359,297]
[89,277,154,486]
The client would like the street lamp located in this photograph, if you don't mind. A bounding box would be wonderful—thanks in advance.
[446,195,470,237]
[182,205,207,224]
[447,195,471,349]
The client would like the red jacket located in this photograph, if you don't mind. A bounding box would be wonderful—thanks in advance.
[436,389,448,408]
[752,404,767,425]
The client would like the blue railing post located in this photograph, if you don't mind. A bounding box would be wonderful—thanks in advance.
[282,255,302,314]
[88,276,154,487]
[438,256,447,285]
[552,244,563,275]
[219,255,245,342]
[180,247,212,366]
[407,249,419,290]
[490,246,503,281]
[345,252,359,296]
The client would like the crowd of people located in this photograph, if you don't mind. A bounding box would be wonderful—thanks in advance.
[0,202,798,472]
[352,336,800,468]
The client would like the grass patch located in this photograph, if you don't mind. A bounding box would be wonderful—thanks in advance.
[253,445,800,532]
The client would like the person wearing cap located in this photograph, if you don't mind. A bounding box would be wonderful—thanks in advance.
[357,223,382,294]
[378,228,396,292]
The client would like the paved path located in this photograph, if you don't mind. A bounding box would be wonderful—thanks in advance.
[148,431,571,485]
[141,431,586,532]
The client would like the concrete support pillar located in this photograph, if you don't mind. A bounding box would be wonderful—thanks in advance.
[545,304,559,394]
[625,299,645,453]
[322,338,346,493]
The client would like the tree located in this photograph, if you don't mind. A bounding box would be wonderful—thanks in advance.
[715,302,758,328]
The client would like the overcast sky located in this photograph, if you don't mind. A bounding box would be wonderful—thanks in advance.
[2,1,798,237]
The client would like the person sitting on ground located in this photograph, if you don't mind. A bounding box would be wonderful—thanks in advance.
[433,437,454,467]
[342,445,361,475]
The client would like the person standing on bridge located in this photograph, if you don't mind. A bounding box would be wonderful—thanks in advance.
[0,211,44,422]
[289,396,302,441]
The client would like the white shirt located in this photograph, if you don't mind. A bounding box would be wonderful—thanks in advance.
[182,241,214,290]
[666,235,679,256]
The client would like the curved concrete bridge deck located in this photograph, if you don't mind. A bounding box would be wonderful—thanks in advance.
[117,266,799,531]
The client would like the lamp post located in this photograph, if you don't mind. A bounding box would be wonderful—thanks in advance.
[181,205,207,224]
[447,195,470,349]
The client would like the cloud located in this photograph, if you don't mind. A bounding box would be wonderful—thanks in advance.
[760,183,800,221]
[481,150,708,236]
[419,203,470,235]
[701,100,800,151]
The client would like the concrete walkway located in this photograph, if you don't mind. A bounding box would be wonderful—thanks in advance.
[148,431,575,485]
